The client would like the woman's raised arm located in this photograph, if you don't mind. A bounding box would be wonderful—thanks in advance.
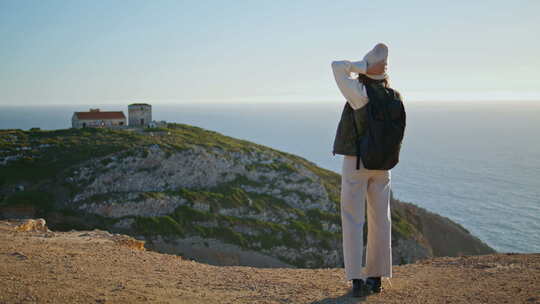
[331,60,369,110]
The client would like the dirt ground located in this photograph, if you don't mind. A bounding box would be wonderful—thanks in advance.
[0,219,539,304]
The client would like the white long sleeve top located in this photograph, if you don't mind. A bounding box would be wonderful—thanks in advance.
[331,60,371,110]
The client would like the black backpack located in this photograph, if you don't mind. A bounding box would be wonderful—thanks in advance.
[351,82,406,170]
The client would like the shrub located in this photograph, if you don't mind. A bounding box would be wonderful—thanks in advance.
[0,191,54,212]
[133,215,184,236]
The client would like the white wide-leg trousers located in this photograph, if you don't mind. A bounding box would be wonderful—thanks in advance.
[340,155,392,281]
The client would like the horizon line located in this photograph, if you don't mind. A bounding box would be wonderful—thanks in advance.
[1,99,539,107]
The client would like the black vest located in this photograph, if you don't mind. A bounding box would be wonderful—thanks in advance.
[332,81,388,156]
[332,102,367,156]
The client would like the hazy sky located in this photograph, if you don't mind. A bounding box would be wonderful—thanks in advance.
[1,0,539,105]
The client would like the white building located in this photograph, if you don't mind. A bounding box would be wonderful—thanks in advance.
[71,109,126,128]
[128,103,152,127]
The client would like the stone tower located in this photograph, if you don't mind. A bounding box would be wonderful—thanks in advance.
[128,103,152,127]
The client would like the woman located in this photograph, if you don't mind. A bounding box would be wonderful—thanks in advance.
[330,43,392,297]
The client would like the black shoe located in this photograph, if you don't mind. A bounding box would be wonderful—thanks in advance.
[352,279,368,297]
[366,277,382,293]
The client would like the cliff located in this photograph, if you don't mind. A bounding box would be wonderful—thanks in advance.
[1,219,537,304]
[0,124,495,268]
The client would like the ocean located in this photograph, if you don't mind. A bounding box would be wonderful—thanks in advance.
[1,101,539,253]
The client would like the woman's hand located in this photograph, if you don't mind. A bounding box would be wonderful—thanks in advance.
[366,60,387,75]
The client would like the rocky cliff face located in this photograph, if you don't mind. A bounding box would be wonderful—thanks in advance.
[0,124,495,268]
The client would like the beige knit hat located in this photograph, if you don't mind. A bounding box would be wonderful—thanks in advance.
[363,43,388,80]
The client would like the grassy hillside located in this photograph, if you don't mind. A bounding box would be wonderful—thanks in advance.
[0,124,494,267]
[0,124,345,266]
[0,124,339,196]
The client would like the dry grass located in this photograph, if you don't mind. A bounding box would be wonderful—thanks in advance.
[0,219,538,304]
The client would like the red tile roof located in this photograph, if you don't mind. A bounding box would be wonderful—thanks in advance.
[74,111,126,120]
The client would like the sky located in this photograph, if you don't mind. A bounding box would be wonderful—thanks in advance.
[1,0,539,105]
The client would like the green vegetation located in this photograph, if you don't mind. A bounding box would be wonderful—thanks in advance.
[305,208,340,226]
[0,128,142,183]
[130,197,340,259]
[0,190,55,212]
[0,123,334,185]
[133,215,185,236]
[142,127,169,133]
[173,177,301,215]
[245,161,298,174]
[0,123,429,268]
[391,210,417,238]
[51,208,120,231]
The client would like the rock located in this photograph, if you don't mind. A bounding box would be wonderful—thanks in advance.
[10,251,28,260]
[393,238,431,264]
[111,218,135,230]
[112,235,146,251]
[14,218,48,232]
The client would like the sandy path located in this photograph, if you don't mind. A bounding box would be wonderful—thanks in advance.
[0,220,538,304]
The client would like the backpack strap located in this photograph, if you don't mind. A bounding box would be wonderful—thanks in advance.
[368,84,392,121]
[350,109,361,170]
[351,81,374,170]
